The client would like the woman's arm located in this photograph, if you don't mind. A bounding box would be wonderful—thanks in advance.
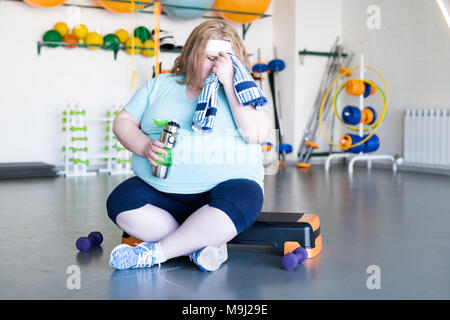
[113,110,167,165]
[113,110,151,157]
[213,52,273,144]
[222,83,273,144]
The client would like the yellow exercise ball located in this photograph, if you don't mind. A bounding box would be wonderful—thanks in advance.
[23,0,66,7]
[54,22,69,37]
[73,24,88,40]
[115,29,129,44]
[212,0,271,23]
[142,39,155,57]
[125,37,143,55]
[85,32,104,50]
[97,0,152,13]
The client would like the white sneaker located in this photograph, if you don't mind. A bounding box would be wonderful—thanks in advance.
[189,244,228,272]
[109,242,164,270]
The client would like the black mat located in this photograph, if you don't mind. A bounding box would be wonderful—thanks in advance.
[0,162,58,179]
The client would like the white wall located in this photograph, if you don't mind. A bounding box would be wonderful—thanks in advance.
[277,0,450,163]
[295,0,343,158]
[284,0,450,162]
[342,0,450,157]
[269,0,344,162]
[272,0,296,155]
[0,0,274,165]
[266,0,342,161]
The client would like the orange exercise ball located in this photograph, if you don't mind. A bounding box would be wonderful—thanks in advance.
[97,0,152,13]
[212,0,271,24]
[23,0,66,7]
[63,34,79,48]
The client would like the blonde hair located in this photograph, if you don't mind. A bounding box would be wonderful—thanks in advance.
[170,19,250,89]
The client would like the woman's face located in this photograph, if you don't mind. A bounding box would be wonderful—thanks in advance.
[198,51,220,85]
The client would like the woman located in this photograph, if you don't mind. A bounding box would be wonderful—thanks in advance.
[107,19,272,272]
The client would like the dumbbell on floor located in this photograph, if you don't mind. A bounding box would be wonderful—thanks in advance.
[281,247,308,271]
[76,231,103,252]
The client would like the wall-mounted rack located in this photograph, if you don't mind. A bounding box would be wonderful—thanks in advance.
[37,41,181,59]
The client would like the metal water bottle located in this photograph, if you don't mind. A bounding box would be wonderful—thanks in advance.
[152,119,180,179]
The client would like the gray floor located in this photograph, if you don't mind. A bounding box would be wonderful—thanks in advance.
[1,164,450,299]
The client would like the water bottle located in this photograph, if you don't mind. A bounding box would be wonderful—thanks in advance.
[152,119,180,179]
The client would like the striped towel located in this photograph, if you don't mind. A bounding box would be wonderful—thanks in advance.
[192,53,268,133]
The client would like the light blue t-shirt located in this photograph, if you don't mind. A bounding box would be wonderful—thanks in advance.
[124,73,265,194]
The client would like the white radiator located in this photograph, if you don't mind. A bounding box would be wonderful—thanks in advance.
[404,109,450,166]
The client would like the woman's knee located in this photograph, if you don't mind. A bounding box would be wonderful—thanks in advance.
[209,179,264,233]
[105,176,144,224]
[106,191,121,224]
[114,204,181,242]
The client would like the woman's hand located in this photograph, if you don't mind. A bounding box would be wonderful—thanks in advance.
[212,52,234,88]
[144,139,167,167]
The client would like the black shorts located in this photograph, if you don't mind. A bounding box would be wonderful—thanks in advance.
[106,176,264,234]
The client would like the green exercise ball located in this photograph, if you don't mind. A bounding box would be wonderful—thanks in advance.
[134,26,151,42]
[43,29,62,47]
[103,33,120,50]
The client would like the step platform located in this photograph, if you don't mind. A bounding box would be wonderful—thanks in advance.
[121,211,322,259]
[229,212,322,258]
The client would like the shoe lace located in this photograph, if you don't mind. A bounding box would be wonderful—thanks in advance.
[135,243,161,271]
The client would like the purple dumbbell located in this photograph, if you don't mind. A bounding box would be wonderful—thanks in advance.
[281,247,308,271]
[76,231,103,252]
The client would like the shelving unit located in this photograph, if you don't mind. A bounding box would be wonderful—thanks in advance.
[37,41,181,60]
[31,1,269,62]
